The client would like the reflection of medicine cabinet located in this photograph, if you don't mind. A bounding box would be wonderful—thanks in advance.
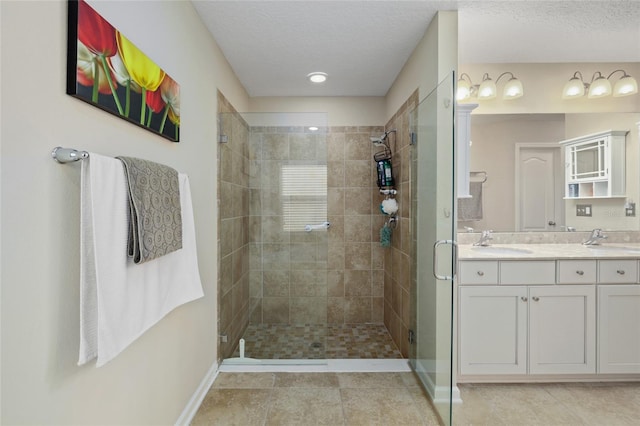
[560,130,628,199]
[457,103,478,198]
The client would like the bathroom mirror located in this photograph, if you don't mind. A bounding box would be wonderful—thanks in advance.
[458,112,640,233]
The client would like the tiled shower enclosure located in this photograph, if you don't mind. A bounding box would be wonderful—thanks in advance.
[217,90,416,361]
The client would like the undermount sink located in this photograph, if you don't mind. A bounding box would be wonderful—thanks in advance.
[470,246,533,255]
[585,245,640,254]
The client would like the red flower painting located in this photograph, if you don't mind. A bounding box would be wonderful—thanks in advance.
[66,0,180,142]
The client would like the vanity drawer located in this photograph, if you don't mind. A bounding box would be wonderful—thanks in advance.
[459,261,498,285]
[500,261,556,285]
[598,260,639,284]
[557,260,597,284]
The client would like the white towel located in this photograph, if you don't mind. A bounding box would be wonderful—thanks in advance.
[79,153,204,367]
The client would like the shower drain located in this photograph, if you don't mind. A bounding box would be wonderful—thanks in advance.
[310,342,323,349]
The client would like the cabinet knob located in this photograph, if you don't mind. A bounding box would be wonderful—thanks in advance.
[477,271,484,276]
[576,270,584,276]
[617,270,626,275]
[532,296,540,302]
[521,296,528,302]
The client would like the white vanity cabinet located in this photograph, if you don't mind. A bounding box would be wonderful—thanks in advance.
[598,285,640,373]
[459,285,527,375]
[458,259,597,378]
[528,285,596,374]
[560,130,627,199]
[597,258,640,374]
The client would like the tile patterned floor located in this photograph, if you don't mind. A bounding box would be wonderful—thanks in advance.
[232,324,403,359]
[192,372,640,426]
[191,372,440,426]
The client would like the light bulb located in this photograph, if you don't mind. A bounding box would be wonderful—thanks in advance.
[307,72,328,83]
[613,75,638,97]
[588,75,612,98]
[477,79,496,100]
[503,78,523,99]
[562,77,585,99]
[456,79,471,101]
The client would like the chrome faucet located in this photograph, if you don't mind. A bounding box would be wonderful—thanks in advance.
[473,230,493,246]
[583,228,607,245]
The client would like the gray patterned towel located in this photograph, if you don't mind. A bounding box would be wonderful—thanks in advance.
[117,156,182,264]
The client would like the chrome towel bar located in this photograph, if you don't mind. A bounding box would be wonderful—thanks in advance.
[51,147,89,163]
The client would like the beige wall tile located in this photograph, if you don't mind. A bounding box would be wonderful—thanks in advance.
[328,242,345,270]
[327,161,345,187]
[344,270,371,296]
[262,133,289,160]
[344,215,371,242]
[328,188,345,215]
[263,270,290,297]
[289,133,317,160]
[290,297,327,324]
[345,243,371,270]
[345,297,371,323]
[345,133,371,160]
[344,188,371,215]
[327,297,345,324]
[263,297,289,323]
[344,160,371,187]
[327,270,345,297]
[327,133,345,161]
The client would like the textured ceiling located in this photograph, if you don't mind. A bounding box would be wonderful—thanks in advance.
[193,0,640,97]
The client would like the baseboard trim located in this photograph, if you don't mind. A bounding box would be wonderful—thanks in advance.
[175,360,219,426]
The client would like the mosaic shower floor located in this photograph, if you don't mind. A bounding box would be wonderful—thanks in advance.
[232,324,403,359]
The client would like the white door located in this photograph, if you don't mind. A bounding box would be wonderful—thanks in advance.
[516,146,564,232]
[529,285,596,374]
[598,285,640,373]
[459,286,527,375]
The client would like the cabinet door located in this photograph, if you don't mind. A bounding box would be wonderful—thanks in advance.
[598,285,640,374]
[459,286,527,375]
[529,285,596,374]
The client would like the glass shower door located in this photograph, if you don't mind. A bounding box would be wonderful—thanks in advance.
[409,73,456,425]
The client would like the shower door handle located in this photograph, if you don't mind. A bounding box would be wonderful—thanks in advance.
[433,239,457,281]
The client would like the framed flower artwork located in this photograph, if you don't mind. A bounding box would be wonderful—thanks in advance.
[66,0,180,142]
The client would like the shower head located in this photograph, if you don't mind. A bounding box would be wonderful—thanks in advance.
[370,136,386,146]
[370,129,397,145]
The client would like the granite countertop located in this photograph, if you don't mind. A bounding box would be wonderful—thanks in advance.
[458,243,640,260]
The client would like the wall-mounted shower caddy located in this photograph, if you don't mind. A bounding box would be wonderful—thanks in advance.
[372,130,399,243]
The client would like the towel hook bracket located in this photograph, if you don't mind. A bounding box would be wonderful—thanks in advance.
[52,146,89,163]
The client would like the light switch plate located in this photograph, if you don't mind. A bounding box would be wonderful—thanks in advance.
[576,204,592,217]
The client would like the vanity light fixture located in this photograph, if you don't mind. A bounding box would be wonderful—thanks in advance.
[307,72,328,83]
[562,70,638,99]
[456,72,524,101]
[308,126,319,131]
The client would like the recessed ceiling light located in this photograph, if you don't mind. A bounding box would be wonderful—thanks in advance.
[307,72,328,83]
[308,126,319,131]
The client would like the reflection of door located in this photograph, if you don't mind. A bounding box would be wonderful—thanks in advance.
[515,144,564,232]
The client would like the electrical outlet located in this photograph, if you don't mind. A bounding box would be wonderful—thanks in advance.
[576,204,592,217]
[626,203,636,217]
